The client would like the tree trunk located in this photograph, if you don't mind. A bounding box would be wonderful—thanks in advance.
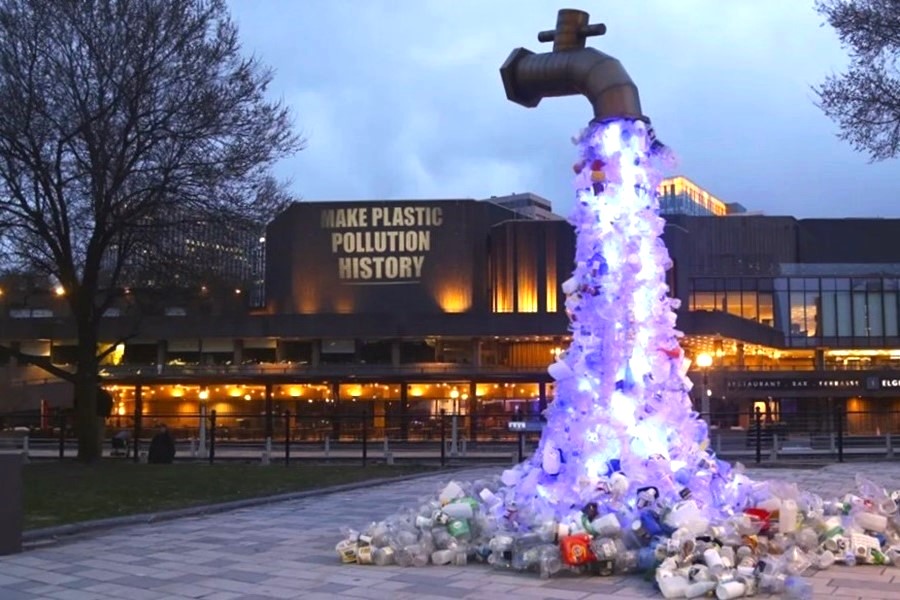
[75,332,102,462]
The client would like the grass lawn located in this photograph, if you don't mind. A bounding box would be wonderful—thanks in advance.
[24,461,435,530]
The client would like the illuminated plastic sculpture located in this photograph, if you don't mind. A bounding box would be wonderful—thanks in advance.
[500,9,719,518]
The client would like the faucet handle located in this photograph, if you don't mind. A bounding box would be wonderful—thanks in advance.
[537,9,607,51]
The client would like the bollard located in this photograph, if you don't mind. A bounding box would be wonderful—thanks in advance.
[887,433,894,459]
[22,436,29,462]
[0,453,23,555]
[385,451,394,465]
[383,437,389,455]
[462,438,467,457]
[769,433,778,461]
[325,435,330,457]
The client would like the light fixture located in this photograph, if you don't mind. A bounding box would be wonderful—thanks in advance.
[54,285,65,296]
[695,353,713,369]
[199,387,209,401]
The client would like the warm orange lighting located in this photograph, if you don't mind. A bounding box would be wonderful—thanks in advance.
[695,353,713,369]
[54,285,65,296]
[116,402,126,416]
[449,388,460,400]
[435,286,472,313]
[171,386,184,398]
[288,386,302,397]
[243,394,251,401]
[199,387,209,401]
[410,387,423,397]
[228,387,243,398]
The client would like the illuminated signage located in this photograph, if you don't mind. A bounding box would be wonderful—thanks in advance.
[508,420,545,432]
[320,206,444,284]
[726,378,862,391]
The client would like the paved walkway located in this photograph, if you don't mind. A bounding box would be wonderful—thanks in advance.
[2,462,900,599]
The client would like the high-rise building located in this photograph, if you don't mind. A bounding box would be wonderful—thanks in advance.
[657,176,745,216]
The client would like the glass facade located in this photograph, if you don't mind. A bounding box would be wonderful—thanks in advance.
[657,176,728,216]
[689,274,900,347]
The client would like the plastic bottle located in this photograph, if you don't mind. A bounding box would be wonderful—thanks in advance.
[538,545,562,579]
[713,579,745,600]
[855,511,888,533]
[373,547,395,566]
[780,499,799,533]
[784,576,813,600]
[431,549,454,565]
[657,573,689,599]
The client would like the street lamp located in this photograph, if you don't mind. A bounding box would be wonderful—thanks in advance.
[695,352,713,423]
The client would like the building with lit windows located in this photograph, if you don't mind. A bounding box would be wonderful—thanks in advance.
[658,176,746,216]
[668,214,900,434]
[1,194,899,442]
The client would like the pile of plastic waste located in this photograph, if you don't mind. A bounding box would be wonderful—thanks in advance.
[336,467,900,599]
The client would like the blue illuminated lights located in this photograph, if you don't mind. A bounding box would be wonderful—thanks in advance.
[523,119,715,517]
[336,119,897,595]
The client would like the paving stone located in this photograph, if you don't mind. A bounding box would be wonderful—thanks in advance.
[4,464,900,599]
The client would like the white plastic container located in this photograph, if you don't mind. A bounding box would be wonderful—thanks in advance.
[685,581,717,598]
[855,511,888,533]
[657,574,689,599]
[442,501,474,520]
[780,499,798,533]
[438,482,464,504]
[715,580,746,600]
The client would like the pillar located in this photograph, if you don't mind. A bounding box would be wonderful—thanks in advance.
[391,340,401,367]
[8,341,21,368]
[275,339,287,363]
[815,348,825,371]
[399,383,409,441]
[132,385,143,463]
[233,339,244,366]
[736,343,745,369]
[469,381,478,441]
[539,381,548,413]
[156,340,167,373]
[471,338,482,368]
[311,340,321,368]
[373,400,385,437]
[331,382,341,440]
[264,383,274,440]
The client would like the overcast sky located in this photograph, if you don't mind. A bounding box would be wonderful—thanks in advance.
[227,0,899,219]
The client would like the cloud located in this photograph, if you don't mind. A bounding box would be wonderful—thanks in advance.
[229,0,900,219]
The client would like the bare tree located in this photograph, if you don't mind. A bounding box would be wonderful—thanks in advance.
[0,0,303,461]
[815,0,900,160]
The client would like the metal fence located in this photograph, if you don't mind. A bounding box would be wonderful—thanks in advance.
[2,407,899,466]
